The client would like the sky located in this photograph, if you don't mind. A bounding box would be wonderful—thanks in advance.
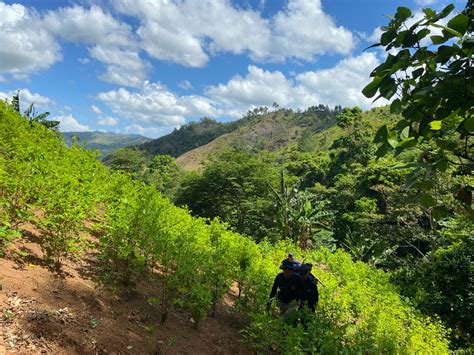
[0,0,467,138]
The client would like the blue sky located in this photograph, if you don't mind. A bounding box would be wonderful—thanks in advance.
[0,0,467,137]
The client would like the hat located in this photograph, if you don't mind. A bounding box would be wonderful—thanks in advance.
[280,259,295,270]
[288,252,295,258]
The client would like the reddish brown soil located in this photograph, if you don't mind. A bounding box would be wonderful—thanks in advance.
[0,225,253,354]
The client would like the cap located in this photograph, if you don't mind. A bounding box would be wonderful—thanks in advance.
[288,252,294,258]
[280,259,295,270]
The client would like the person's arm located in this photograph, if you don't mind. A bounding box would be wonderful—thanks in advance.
[269,274,280,300]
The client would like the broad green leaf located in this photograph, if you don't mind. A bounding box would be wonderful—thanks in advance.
[429,120,442,130]
[430,35,448,45]
[396,137,417,149]
[381,30,397,46]
[462,116,474,132]
[437,4,455,20]
[395,7,412,21]
[375,144,389,157]
[380,77,397,99]
[374,125,388,143]
[400,126,410,140]
[447,14,469,36]
[390,99,402,114]
[422,8,436,18]
[434,159,449,172]
[387,130,398,148]
[420,194,436,208]
[432,23,461,38]
[362,76,383,98]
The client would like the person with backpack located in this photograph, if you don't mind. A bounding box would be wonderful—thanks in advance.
[267,259,303,318]
[286,252,302,270]
[299,263,319,312]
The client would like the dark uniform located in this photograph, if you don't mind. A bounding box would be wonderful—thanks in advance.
[301,273,319,312]
[269,272,303,304]
[268,259,303,317]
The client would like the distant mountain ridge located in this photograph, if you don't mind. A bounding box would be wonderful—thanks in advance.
[137,117,240,158]
[63,131,151,157]
[128,105,341,171]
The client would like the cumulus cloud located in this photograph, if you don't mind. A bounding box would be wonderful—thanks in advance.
[204,53,384,116]
[270,0,354,61]
[113,0,354,67]
[1,0,355,82]
[0,88,52,110]
[0,2,61,77]
[206,65,313,116]
[97,81,219,127]
[296,52,387,108]
[55,114,90,132]
[90,105,118,126]
[124,124,164,138]
[43,5,149,87]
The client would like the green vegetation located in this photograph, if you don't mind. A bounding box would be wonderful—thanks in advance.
[0,3,472,351]
[0,99,452,353]
[62,131,151,158]
[137,116,239,157]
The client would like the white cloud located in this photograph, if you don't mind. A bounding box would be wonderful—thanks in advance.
[124,124,164,138]
[98,116,118,126]
[206,65,313,116]
[269,0,354,61]
[0,2,61,77]
[91,105,102,115]
[205,53,385,116]
[113,0,354,67]
[91,105,118,126]
[97,81,219,127]
[43,5,149,87]
[415,0,437,5]
[179,80,193,90]
[0,88,52,110]
[55,114,90,132]
[296,52,387,108]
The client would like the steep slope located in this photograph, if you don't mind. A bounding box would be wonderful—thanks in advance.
[176,108,337,170]
[137,117,239,157]
[63,131,151,158]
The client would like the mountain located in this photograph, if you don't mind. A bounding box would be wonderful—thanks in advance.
[175,106,340,170]
[137,116,240,158]
[62,131,151,157]
[134,105,341,170]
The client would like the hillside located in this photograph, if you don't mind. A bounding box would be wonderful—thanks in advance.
[164,107,338,170]
[63,131,151,158]
[137,117,239,158]
[0,100,451,354]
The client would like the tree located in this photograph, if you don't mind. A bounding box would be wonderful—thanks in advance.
[363,3,473,213]
[12,91,59,130]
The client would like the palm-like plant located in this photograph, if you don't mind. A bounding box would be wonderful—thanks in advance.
[271,171,333,249]
[12,91,59,130]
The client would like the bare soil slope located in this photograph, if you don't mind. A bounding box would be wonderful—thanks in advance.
[0,224,252,355]
[176,111,305,171]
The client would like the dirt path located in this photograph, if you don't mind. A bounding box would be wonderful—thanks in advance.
[0,228,253,354]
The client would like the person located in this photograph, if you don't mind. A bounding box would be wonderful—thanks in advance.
[299,263,319,312]
[267,259,303,318]
[285,252,302,270]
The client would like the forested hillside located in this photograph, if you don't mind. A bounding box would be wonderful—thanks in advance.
[136,117,240,158]
[0,98,452,353]
[63,131,151,158]
[1,1,473,353]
